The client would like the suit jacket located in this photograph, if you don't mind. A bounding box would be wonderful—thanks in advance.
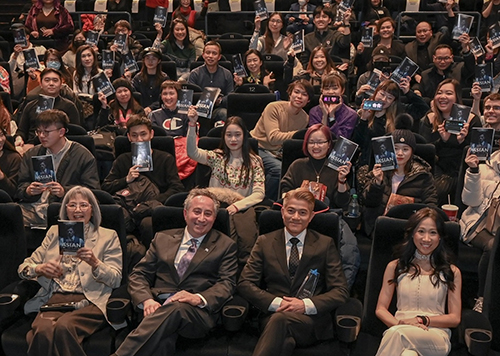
[237,229,349,338]
[285,3,316,23]
[19,225,122,326]
[405,32,447,72]
[128,228,238,314]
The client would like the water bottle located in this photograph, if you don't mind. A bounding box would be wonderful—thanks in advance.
[347,194,360,218]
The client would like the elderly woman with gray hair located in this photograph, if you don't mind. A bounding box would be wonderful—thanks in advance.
[18,185,122,356]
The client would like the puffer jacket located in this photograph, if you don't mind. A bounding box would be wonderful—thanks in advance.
[362,155,438,235]
[460,150,500,243]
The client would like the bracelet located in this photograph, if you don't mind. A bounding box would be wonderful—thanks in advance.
[417,315,429,326]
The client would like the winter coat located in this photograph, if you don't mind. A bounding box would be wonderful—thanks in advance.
[362,155,438,235]
[460,150,500,243]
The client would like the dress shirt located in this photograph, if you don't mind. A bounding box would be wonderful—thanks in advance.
[268,228,317,315]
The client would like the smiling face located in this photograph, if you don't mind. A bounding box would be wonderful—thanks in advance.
[312,50,327,72]
[80,49,94,68]
[434,83,456,114]
[413,217,440,256]
[161,86,178,110]
[184,195,217,238]
[416,22,433,44]
[322,82,344,97]
[282,197,314,236]
[313,11,332,32]
[374,89,396,109]
[115,87,131,106]
[394,143,412,167]
[379,20,395,39]
[268,13,283,33]
[202,44,221,67]
[245,53,262,75]
[180,0,190,7]
[173,22,187,42]
[484,99,500,128]
[307,130,330,159]
[66,193,93,224]
[433,47,453,72]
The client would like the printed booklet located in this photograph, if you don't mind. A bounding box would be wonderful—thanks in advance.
[390,57,418,84]
[177,89,193,114]
[59,220,84,255]
[470,127,494,161]
[254,0,268,20]
[132,140,153,172]
[475,62,493,92]
[452,13,473,40]
[196,87,221,119]
[372,135,397,171]
[35,94,55,114]
[445,103,471,134]
[326,136,358,170]
[32,154,56,184]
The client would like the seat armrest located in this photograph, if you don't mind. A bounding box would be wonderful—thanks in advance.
[0,280,40,324]
[460,309,492,356]
[221,294,249,332]
[334,297,363,343]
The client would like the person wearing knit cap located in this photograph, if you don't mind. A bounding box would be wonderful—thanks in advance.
[97,78,145,129]
[361,129,437,235]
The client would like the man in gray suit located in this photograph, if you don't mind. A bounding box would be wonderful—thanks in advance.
[238,188,349,356]
[112,188,238,356]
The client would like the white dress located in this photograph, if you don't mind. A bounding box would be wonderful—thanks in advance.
[375,273,452,356]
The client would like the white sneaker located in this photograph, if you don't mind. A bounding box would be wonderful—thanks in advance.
[473,297,484,313]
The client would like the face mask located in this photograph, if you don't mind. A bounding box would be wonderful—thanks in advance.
[46,61,61,70]
[373,61,390,70]
[298,0,307,6]
[74,40,85,48]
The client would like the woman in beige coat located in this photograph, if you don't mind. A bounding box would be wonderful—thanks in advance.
[18,185,122,356]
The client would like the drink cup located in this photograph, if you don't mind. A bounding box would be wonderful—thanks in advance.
[441,204,459,221]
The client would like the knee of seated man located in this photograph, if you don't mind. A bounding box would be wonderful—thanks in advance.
[266,311,294,328]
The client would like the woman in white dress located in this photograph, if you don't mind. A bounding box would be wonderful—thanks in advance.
[375,207,462,356]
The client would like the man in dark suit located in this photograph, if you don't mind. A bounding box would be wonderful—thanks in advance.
[111,188,238,356]
[404,21,450,81]
[238,188,349,356]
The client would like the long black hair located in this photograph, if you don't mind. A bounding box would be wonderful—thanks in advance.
[390,207,456,291]
[218,116,259,187]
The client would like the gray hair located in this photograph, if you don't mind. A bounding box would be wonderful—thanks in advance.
[59,186,101,231]
[183,188,220,213]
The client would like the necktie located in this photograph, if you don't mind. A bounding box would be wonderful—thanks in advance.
[177,239,197,279]
[289,237,300,279]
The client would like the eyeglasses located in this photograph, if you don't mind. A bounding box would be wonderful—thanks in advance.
[307,141,329,146]
[66,203,91,211]
[269,19,283,24]
[35,127,62,137]
[434,56,452,62]
[378,90,395,101]
[484,105,500,111]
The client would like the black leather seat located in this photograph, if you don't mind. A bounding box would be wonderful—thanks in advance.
[1,204,128,356]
